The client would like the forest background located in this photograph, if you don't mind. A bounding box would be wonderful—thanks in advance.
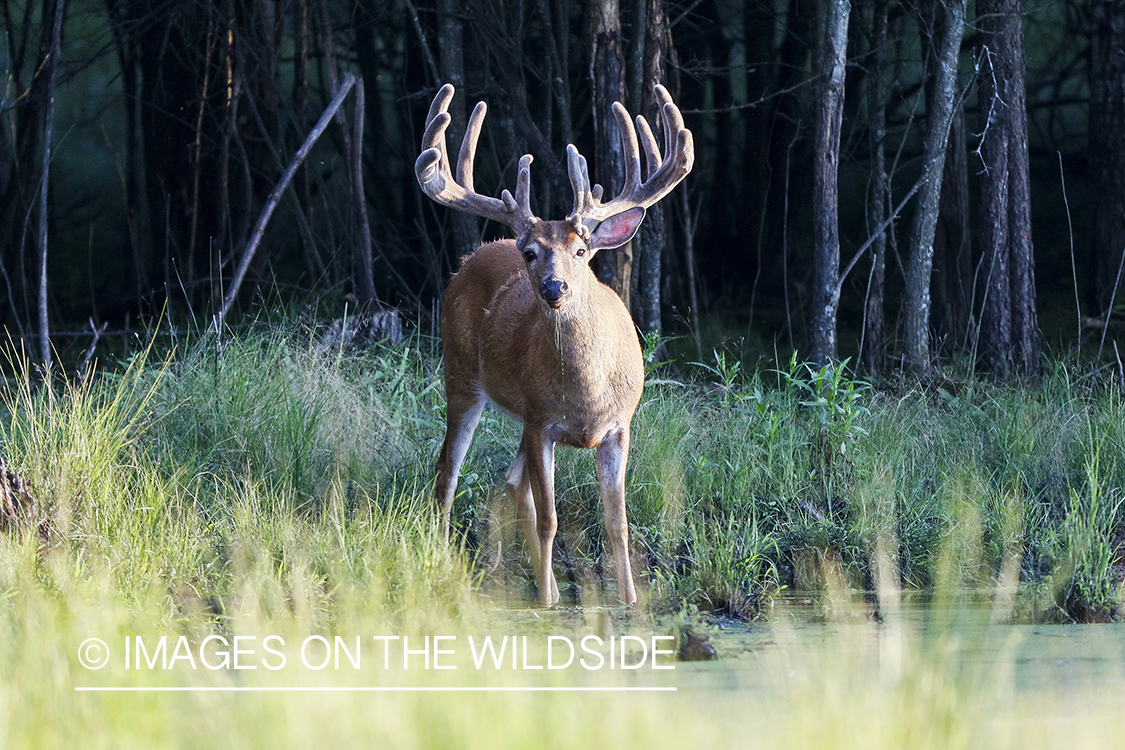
[2,0,1125,377]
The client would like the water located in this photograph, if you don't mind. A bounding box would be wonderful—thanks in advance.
[676,596,1125,699]
[481,596,1123,745]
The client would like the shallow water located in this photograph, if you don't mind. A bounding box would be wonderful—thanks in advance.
[676,596,1125,700]
[482,589,1125,719]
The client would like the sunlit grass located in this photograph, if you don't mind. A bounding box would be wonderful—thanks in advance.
[0,328,1121,747]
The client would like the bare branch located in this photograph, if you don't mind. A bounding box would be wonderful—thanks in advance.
[212,73,357,333]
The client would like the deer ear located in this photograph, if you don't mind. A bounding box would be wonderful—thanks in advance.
[587,207,646,252]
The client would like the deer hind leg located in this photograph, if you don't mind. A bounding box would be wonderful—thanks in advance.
[522,431,560,606]
[597,428,637,605]
[435,389,486,540]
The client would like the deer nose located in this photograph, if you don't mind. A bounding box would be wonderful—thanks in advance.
[539,278,568,304]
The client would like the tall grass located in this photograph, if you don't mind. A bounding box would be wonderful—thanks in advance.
[0,327,1122,746]
[4,329,1123,621]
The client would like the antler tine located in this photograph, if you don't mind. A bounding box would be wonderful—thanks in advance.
[566,145,593,238]
[612,102,642,193]
[425,83,456,169]
[457,101,487,192]
[654,84,678,157]
[499,154,536,232]
[635,115,662,179]
[566,145,589,210]
[415,84,539,232]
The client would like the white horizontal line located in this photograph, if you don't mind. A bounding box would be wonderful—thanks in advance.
[75,686,677,693]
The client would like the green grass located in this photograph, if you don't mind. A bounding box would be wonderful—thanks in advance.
[0,326,1122,747]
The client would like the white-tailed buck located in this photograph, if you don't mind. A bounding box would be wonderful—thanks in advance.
[416,83,693,606]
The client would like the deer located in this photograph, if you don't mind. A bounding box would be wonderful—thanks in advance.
[416,83,693,606]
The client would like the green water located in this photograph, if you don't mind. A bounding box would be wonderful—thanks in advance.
[677,597,1125,698]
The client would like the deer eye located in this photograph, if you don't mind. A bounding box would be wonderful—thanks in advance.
[523,249,536,263]
[575,247,586,257]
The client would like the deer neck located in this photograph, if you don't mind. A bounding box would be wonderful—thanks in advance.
[538,285,615,382]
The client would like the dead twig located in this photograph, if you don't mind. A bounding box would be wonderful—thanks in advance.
[76,317,109,381]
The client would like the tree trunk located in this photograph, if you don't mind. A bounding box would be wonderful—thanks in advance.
[809,0,850,367]
[632,0,669,335]
[863,0,889,376]
[437,0,478,261]
[932,106,972,348]
[918,0,972,351]
[318,0,375,303]
[978,0,1039,379]
[590,0,632,309]
[1004,6,1038,379]
[902,0,966,373]
[37,0,66,370]
[979,90,1012,376]
[351,81,378,304]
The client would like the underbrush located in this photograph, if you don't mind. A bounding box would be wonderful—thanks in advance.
[632,354,1125,622]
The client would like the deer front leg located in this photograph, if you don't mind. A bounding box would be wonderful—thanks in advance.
[523,430,560,606]
[435,390,486,540]
[597,428,636,605]
[505,448,547,594]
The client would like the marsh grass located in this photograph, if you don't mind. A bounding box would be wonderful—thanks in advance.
[0,327,1122,747]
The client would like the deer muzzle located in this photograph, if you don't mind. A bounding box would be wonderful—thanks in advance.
[539,278,569,308]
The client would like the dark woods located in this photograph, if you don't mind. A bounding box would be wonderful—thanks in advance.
[1,0,1121,378]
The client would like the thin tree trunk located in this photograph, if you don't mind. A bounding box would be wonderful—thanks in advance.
[317,0,370,296]
[903,0,966,373]
[1003,6,1038,378]
[292,0,326,283]
[677,188,702,354]
[536,0,574,146]
[352,81,378,303]
[1,0,46,332]
[187,19,218,302]
[37,0,65,370]
[810,0,850,367]
[437,0,477,259]
[744,0,776,327]
[632,0,669,335]
[590,0,632,309]
[863,0,888,376]
[932,106,971,347]
[979,81,1012,376]
[919,0,972,350]
[761,0,811,312]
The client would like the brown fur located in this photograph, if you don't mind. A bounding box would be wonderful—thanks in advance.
[436,220,644,605]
